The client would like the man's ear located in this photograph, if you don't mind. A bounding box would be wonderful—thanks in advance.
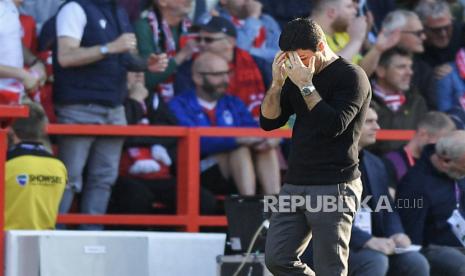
[192,72,203,86]
[317,41,325,52]
[327,6,338,20]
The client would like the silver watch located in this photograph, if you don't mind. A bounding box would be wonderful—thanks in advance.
[99,45,109,56]
[301,84,316,97]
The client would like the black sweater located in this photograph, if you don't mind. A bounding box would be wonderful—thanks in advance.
[260,58,371,185]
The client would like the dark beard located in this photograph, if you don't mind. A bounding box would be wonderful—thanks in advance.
[202,76,228,100]
[332,17,349,33]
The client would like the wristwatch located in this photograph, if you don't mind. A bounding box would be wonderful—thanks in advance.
[301,84,316,97]
[99,45,109,56]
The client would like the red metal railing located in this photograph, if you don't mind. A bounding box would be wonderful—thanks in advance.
[0,106,30,276]
[0,107,415,276]
[46,125,414,232]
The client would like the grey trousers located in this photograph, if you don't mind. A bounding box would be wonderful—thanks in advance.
[56,104,126,230]
[422,245,465,276]
[265,179,362,276]
[348,248,429,276]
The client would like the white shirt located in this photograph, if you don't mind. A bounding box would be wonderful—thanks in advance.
[56,2,87,41]
[0,0,24,93]
[197,97,217,110]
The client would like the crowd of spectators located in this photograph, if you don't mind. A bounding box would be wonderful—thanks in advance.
[3,0,465,274]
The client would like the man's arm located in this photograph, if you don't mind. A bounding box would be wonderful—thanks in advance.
[0,65,39,91]
[260,51,292,130]
[261,84,282,119]
[359,29,401,77]
[336,17,366,61]
[56,2,136,68]
[57,34,136,68]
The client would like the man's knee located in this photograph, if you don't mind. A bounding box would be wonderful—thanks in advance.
[400,252,430,276]
[350,250,389,276]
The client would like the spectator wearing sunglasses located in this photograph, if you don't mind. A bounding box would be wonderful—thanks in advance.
[416,1,464,80]
[381,10,437,109]
[174,16,272,120]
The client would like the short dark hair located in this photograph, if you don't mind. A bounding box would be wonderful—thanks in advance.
[12,103,46,141]
[279,18,325,52]
[417,111,456,133]
[378,47,412,67]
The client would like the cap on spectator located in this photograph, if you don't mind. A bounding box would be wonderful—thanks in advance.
[199,16,237,38]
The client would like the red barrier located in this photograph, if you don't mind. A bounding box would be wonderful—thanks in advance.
[0,106,29,276]
[0,117,415,276]
[46,124,414,232]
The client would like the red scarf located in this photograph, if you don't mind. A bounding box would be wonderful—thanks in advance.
[231,16,266,48]
[228,48,265,120]
[20,14,38,54]
[145,10,191,102]
[373,82,406,112]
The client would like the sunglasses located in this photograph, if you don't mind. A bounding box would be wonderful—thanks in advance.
[425,24,452,35]
[401,29,425,37]
[195,36,226,44]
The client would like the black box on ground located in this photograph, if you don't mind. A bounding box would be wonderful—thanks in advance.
[216,254,272,276]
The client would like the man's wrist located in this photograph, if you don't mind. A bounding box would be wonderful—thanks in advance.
[270,82,283,92]
[100,44,110,56]
[300,83,316,97]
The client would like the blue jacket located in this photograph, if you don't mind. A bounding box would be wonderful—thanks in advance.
[436,62,465,112]
[53,0,133,106]
[397,144,465,247]
[173,52,272,95]
[350,150,404,250]
[168,90,257,157]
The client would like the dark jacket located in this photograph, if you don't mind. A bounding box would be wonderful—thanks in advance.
[397,144,465,247]
[350,150,404,250]
[124,94,178,147]
[53,0,134,106]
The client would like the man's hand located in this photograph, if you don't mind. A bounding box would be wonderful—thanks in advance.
[147,53,169,73]
[348,16,368,42]
[434,63,453,79]
[174,39,198,65]
[20,70,40,91]
[390,233,412,248]
[108,33,137,54]
[245,0,262,19]
[364,237,396,255]
[375,28,401,52]
[285,51,315,90]
[29,61,47,85]
[271,51,287,88]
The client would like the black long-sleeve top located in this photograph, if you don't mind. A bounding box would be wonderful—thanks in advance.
[260,57,371,185]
